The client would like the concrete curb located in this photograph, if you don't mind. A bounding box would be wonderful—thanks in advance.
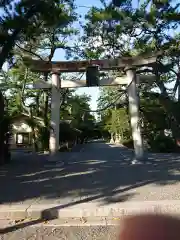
[1,201,180,221]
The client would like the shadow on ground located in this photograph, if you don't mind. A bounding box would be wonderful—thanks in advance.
[1,142,180,234]
[1,142,180,206]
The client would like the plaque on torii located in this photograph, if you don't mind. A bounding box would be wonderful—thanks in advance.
[23,53,159,162]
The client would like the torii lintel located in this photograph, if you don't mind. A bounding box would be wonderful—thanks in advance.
[23,52,160,73]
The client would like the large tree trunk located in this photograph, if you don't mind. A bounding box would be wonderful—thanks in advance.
[0,92,5,164]
[43,73,50,151]
[110,132,114,143]
[0,4,40,69]
[0,30,19,69]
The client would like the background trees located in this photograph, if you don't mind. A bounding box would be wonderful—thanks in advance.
[1,66,96,151]
[0,0,76,68]
[0,0,96,155]
[77,0,180,152]
[2,0,180,156]
[97,86,129,143]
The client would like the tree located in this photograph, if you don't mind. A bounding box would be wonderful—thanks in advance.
[0,0,78,158]
[15,0,77,149]
[1,64,96,151]
[0,0,81,152]
[97,86,129,143]
[76,0,180,151]
[0,79,11,164]
[0,0,76,68]
[66,93,96,142]
[140,92,172,151]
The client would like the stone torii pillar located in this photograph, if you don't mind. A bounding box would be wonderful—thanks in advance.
[49,72,61,156]
[126,66,144,163]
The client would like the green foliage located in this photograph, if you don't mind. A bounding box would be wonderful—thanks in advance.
[140,93,169,137]
[122,138,133,149]
[2,0,180,154]
[0,0,86,153]
[75,0,180,152]
[1,63,96,151]
[111,108,129,135]
[67,94,96,142]
[97,86,129,142]
[0,0,77,68]
[150,135,176,153]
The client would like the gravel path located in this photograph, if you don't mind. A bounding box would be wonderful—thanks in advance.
[1,144,180,206]
[1,225,120,240]
[1,144,180,239]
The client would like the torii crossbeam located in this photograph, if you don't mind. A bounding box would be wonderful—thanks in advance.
[23,53,157,72]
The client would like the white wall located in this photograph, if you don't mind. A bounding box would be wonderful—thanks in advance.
[12,120,32,133]
[9,120,32,148]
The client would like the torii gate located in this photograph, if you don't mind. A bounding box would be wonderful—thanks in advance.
[24,54,157,162]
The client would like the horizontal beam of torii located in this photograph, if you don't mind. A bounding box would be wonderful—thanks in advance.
[33,75,156,89]
[23,52,159,73]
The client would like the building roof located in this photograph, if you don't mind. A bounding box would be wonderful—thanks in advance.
[11,113,71,124]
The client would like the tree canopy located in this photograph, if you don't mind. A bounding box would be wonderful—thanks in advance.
[0,0,96,155]
[77,0,180,151]
[0,0,76,68]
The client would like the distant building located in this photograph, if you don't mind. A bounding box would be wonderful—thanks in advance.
[9,113,81,151]
[9,113,43,150]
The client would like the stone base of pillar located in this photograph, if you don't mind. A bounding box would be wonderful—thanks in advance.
[131,159,143,165]
[131,155,149,165]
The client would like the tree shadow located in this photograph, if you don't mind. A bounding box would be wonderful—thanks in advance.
[1,142,180,233]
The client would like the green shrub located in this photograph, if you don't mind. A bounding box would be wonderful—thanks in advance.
[149,135,176,153]
[122,138,134,149]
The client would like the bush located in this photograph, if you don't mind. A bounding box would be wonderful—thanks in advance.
[0,116,11,164]
[0,92,11,164]
[122,138,134,149]
[149,135,176,153]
